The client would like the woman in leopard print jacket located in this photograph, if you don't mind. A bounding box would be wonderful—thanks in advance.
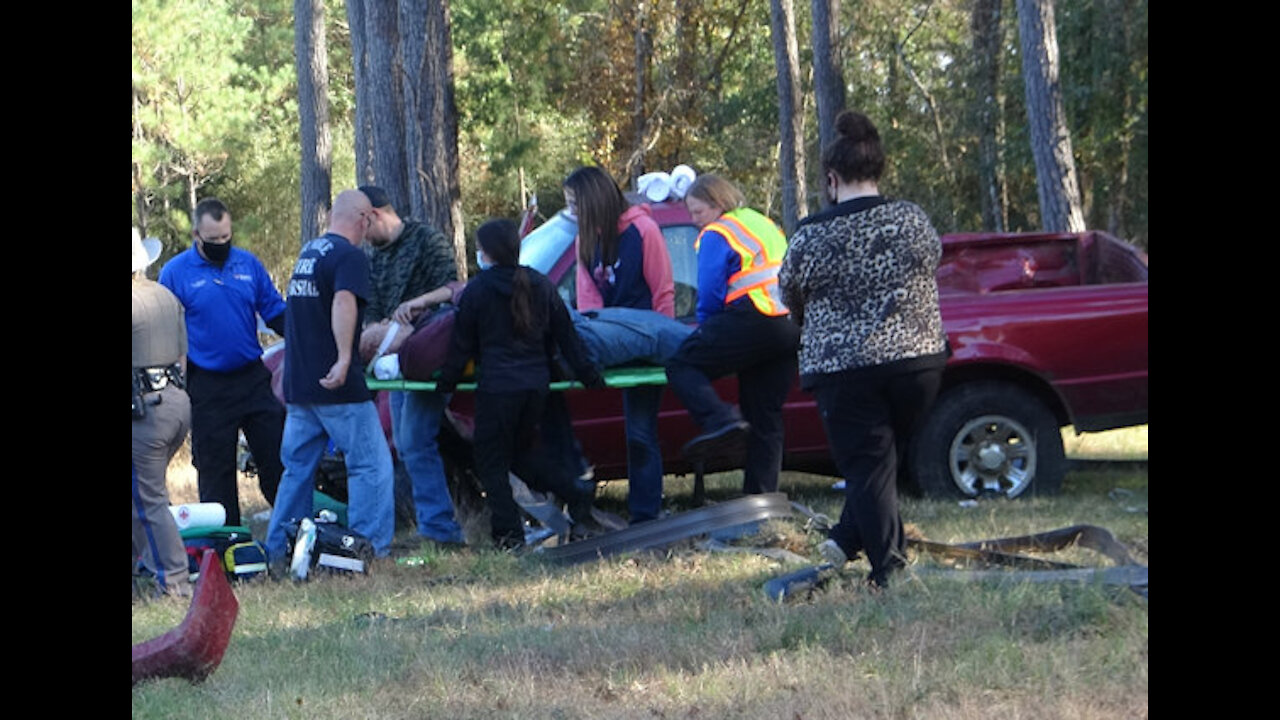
[778,110,947,590]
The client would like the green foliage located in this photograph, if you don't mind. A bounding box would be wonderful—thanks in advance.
[450,0,801,230]
[132,0,363,281]
[1056,0,1149,245]
[133,0,1148,285]
[132,0,263,236]
[452,0,599,234]
[819,0,1147,245]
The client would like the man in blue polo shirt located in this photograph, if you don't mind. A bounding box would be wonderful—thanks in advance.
[159,198,287,526]
[265,189,395,561]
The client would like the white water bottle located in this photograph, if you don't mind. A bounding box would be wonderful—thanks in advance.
[290,518,317,581]
[169,502,226,529]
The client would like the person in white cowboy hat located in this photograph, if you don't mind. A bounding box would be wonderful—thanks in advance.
[132,228,194,598]
[132,231,163,276]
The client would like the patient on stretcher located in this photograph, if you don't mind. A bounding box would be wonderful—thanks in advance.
[360,292,692,383]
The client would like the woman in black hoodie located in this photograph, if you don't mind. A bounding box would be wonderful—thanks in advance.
[437,219,604,549]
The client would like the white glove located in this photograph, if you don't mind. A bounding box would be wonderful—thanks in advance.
[373,354,402,380]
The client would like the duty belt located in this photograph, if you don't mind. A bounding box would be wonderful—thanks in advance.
[133,364,186,393]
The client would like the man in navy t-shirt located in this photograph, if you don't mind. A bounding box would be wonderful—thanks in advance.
[265,190,395,563]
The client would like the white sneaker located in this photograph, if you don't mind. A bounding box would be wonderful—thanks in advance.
[818,539,849,566]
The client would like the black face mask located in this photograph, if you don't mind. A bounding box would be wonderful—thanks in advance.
[200,238,232,263]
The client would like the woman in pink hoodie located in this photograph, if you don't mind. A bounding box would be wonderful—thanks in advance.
[564,166,675,523]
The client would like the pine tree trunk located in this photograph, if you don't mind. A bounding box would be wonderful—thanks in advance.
[397,0,427,223]
[770,0,807,233]
[628,1,651,186]
[1091,0,1133,239]
[365,0,409,213]
[346,0,375,186]
[399,0,466,278]
[971,0,1007,231]
[296,0,332,244]
[1016,0,1085,233]
[132,84,151,237]
[810,0,844,156]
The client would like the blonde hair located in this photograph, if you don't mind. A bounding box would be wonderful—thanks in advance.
[685,174,745,214]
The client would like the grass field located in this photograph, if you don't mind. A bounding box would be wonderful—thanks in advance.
[134,426,1147,719]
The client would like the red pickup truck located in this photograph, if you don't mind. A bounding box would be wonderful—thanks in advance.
[264,202,1148,506]
[500,202,1148,500]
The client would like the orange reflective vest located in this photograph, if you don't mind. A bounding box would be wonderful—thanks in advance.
[698,207,789,316]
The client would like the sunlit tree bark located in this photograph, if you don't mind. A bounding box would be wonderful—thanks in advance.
[364,0,410,212]
[770,0,807,232]
[810,0,844,156]
[972,0,1008,231]
[296,0,332,243]
[1016,0,1085,232]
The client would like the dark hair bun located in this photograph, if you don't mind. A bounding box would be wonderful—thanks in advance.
[835,110,880,144]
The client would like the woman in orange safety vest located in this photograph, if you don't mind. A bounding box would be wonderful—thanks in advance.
[665,174,801,495]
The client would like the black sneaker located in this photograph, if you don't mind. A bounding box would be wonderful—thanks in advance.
[267,556,291,582]
[867,552,908,590]
[494,533,525,553]
[425,538,469,553]
[682,420,750,463]
[568,517,608,542]
[818,539,849,566]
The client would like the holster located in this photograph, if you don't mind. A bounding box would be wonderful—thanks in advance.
[132,379,147,420]
[132,363,185,420]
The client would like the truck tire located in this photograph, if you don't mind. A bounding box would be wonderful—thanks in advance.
[909,380,1065,499]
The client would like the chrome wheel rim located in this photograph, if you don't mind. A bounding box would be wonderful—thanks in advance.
[947,414,1037,498]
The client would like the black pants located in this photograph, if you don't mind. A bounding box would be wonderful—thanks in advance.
[814,367,942,586]
[187,361,285,526]
[538,392,591,483]
[666,305,800,494]
[474,390,591,544]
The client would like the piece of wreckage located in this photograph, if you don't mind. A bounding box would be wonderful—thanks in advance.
[132,549,239,686]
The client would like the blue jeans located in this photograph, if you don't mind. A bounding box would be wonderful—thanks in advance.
[623,385,665,523]
[267,402,395,560]
[568,307,681,523]
[390,390,464,544]
[570,307,693,368]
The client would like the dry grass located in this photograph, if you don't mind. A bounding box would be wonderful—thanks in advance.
[1062,425,1148,461]
[137,429,1148,719]
[133,538,1147,719]
[166,439,270,518]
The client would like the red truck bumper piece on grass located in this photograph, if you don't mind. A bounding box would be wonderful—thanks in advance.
[132,550,239,686]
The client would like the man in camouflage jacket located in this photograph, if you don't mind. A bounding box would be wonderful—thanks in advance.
[358,186,467,547]
[361,188,458,325]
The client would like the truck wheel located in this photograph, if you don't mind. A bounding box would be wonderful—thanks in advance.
[910,381,1065,499]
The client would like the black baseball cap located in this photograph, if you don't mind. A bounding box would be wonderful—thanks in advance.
[358,185,392,209]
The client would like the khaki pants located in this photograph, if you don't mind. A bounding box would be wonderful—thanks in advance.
[132,384,192,593]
